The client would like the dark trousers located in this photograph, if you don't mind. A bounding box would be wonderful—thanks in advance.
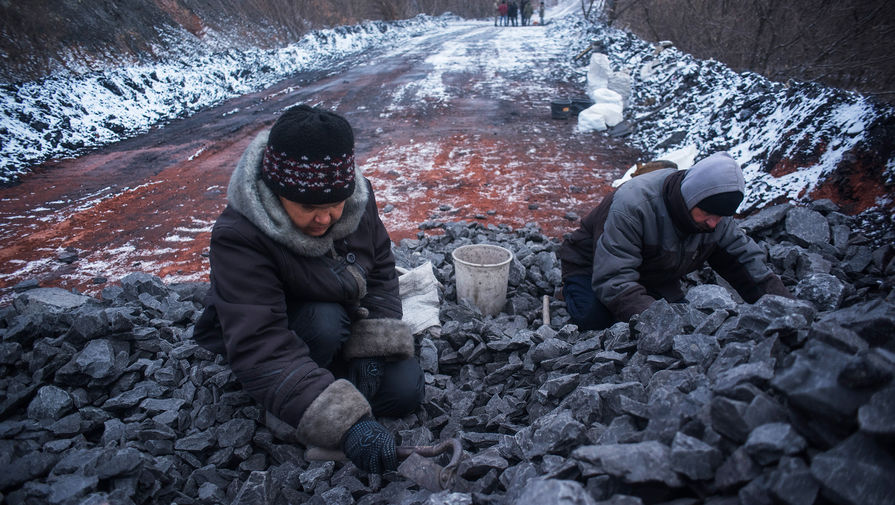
[288,302,424,418]
[561,274,616,331]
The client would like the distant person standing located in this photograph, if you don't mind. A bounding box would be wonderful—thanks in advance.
[499,0,509,26]
[539,1,545,25]
[508,1,518,26]
[522,1,533,26]
[494,1,500,26]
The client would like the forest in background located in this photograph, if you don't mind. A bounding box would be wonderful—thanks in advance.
[0,0,492,82]
[1,0,892,103]
[589,0,895,103]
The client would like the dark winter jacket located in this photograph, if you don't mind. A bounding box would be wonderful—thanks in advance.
[193,131,413,450]
[558,168,790,321]
[523,2,533,17]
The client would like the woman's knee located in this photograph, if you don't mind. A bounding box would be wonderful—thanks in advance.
[288,302,350,366]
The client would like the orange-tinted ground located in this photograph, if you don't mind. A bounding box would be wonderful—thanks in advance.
[0,23,642,303]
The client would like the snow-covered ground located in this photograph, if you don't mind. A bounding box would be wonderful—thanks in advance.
[0,15,450,184]
[1,0,893,219]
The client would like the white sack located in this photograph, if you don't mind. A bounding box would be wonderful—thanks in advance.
[607,70,633,105]
[577,105,608,132]
[586,53,611,92]
[590,87,623,106]
[578,102,623,132]
[587,52,632,105]
[398,262,442,335]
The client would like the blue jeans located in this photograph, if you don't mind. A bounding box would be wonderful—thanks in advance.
[288,302,424,417]
[561,274,616,331]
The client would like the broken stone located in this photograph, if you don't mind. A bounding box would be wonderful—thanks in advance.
[794,273,846,312]
[572,441,682,487]
[27,385,73,421]
[766,457,819,505]
[784,206,830,247]
[743,423,807,465]
[685,284,737,312]
[858,386,895,436]
[714,446,761,491]
[817,299,895,350]
[634,300,684,354]
[511,478,596,505]
[810,433,895,505]
[771,341,874,422]
[669,431,722,480]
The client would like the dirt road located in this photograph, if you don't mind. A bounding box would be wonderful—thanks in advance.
[0,19,641,302]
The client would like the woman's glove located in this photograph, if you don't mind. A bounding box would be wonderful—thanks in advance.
[348,358,384,400]
[341,417,397,473]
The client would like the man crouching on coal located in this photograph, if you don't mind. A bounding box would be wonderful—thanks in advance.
[558,152,792,331]
[193,105,424,474]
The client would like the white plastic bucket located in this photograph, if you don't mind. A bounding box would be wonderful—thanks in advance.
[451,244,514,316]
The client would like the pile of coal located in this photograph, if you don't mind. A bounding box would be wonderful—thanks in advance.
[1,198,893,505]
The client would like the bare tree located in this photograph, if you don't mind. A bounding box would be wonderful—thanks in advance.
[604,0,895,101]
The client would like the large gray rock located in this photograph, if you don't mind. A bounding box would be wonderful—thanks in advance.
[119,272,169,300]
[231,470,274,505]
[572,441,682,487]
[517,409,586,459]
[710,396,750,443]
[14,288,94,312]
[817,299,895,350]
[562,383,645,424]
[767,457,819,505]
[685,284,738,312]
[712,361,775,395]
[794,273,846,312]
[784,206,830,247]
[714,447,761,491]
[27,385,73,421]
[743,423,807,465]
[217,418,256,448]
[811,433,895,505]
[669,431,722,480]
[634,300,684,354]
[55,339,128,386]
[672,334,720,370]
[771,341,874,422]
[743,391,789,431]
[511,478,597,505]
[48,474,99,505]
[732,295,816,341]
[858,386,895,435]
[796,251,832,278]
[738,204,791,234]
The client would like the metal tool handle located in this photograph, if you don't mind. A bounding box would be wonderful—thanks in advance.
[305,438,464,490]
[398,438,463,489]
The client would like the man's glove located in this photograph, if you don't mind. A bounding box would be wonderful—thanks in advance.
[348,358,384,400]
[341,417,397,473]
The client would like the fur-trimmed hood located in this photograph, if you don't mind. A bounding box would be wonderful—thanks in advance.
[227,130,370,257]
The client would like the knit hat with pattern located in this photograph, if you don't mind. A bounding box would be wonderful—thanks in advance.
[261,105,356,204]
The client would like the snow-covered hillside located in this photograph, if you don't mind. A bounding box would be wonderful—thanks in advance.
[0,15,450,184]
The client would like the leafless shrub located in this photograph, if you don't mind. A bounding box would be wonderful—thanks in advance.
[0,0,491,82]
